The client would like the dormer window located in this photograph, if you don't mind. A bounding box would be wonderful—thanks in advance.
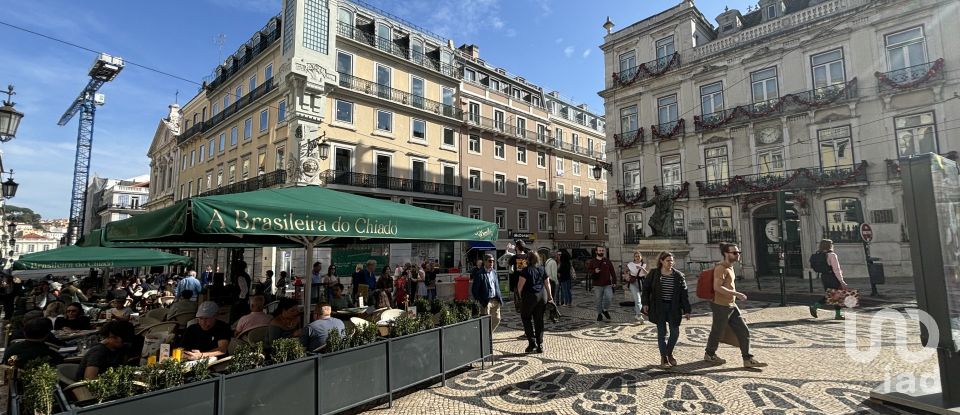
[766,4,777,19]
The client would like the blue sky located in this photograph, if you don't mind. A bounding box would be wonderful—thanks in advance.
[0,0,750,219]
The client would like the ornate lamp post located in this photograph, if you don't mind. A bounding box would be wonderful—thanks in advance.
[0,85,24,142]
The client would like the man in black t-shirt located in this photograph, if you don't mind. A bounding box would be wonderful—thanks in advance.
[181,301,231,361]
[508,240,530,317]
[3,318,63,369]
[77,321,134,380]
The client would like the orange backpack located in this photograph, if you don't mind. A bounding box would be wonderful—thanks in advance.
[696,266,716,300]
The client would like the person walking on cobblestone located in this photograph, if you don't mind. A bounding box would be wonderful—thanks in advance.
[704,243,767,368]
[642,251,690,368]
[471,254,503,333]
[809,239,849,320]
[624,250,648,323]
[587,246,617,322]
[517,252,552,353]
[557,249,574,307]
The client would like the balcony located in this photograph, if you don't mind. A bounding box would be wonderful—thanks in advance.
[651,119,685,141]
[694,78,858,133]
[876,59,945,93]
[614,128,644,149]
[319,170,461,197]
[336,22,459,79]
[338,72,461,120]
[624,228,687,245]
[695,161,869,198]
[612,52,681,88]
[203,17,282,93]
[707,229,738,244]
[179,78,276,144]
[199,169,287,197]
[97,203,146,214]
[822,225,861,244]
[615,187,647,206]
[465,113,598,158]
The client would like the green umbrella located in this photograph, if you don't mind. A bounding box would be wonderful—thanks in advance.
[13,245,192,270]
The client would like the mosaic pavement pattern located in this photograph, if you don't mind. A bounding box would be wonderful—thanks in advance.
[372,287,934,415]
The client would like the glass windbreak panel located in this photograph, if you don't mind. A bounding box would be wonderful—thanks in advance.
[926,156,960,351]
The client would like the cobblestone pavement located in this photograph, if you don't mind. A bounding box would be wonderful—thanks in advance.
[372,286,934,415]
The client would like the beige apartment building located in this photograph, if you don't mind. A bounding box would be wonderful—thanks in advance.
[600,0,959,280]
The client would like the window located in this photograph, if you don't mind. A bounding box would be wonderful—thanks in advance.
[708,206,733,240]
[572,134,580,151]
[555,127,564,145]
[494,110,505,132]
[517,177,528,197]
[573,215,583,233]
[217,169,223,187]
[376,22,392,52]
[623,161,641,192]
[223,94,230,109]
[337,51,353,87]
[276,145,285,171]
[495,208,506,229]
[442,165,456,187]
[469,169,481,191]
[537,124,547,142]
[589,189,597,205]
[181,155,187,171]
[231,127,238,146]
[243,117,253,140]
[673,210,685,235]
[228,163,236,184]
[556,157,564,176]
[518,211,529,231]
[468,102,480,124]
[249,74,257,92]
[443,127,455,147]
[376,110,392,132]
[469,207,481,220]
[259,109,269,132]
[219,133,226,152]
[766,4,777,19]
[265,63,273,80]
[817,126,854,170]
[538,212,548,231]
[242,158,251,179]
[411,76,425,109]
[572,161,580,176]
[537,180,547,199]
[517,146,527,163]
[556,184,565,201]
[494,173,506,194]
[811,49,845,90]
[661,155,681,187]
[198,146,205,163]
[700,82,724,116]
[657,94,678,127]
[705,146,729,183]
[410,38,424,62]
[619,51,637,76]
[572,187,581,204]
[825,198,860,242]
[758,148,785,177]
[468,134,481,153]
[620,105,638,134]
[442,87,455,112]
[212,103,219,115]
[895,112,937,156]
[885,27,926,71]
[278,99,287,122]
[494,141,505,159]
[376,64,391,99]
[655,36,675,64]
[336,99,353,124]
[208,139,214,158]
[235,85,243,101]
[464,68,477,82]
[411,119,426,140]
[257,150,266,173]
[556,214,566,233]
[604,218,609,234]
[751,67,779,103]
[190,150,196,167]
[337,7,353,25]
[589,217,598,234]
[537,151,546,167]
[516,118,526,139]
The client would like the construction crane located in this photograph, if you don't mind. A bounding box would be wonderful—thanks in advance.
[58,53,124,245]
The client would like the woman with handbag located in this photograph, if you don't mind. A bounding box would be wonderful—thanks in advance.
[642,251,691,368]
[809,239,849,320]
[517,252,553,354]
[624,250,648,322]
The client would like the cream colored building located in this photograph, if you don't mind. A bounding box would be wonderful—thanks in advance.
[600,0,959,279]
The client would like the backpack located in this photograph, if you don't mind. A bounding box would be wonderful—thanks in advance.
[696,266,716,300]
[809,252,830,274]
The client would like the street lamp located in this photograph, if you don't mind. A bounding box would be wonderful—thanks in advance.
[0,85,24,142]
[318,141,330,160]
[6,222,15,237]
[2,171,18,199]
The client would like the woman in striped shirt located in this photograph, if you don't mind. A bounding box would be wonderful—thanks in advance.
[641,251,691,369]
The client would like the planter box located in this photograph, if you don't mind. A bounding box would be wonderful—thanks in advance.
[73,377,219,415]
[318,341,389,415]
[479,315,493,360]
[441,318,483,373]
[388,328,442,391]
[222,356,318,415]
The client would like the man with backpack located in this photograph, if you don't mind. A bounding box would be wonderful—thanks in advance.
[702,242,767,368]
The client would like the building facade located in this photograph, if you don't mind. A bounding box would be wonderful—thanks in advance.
[600,0,958,279]
[82,175,150,233]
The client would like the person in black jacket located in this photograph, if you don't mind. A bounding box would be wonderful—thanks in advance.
[517,252,553,354]
[642,251,691,369]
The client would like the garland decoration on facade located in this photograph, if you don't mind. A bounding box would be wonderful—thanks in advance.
[614,127,644,149]
[651,118,685,140]
[741,193,808,212]
[874,58,944,90]
[692,78,858,132]
[652,182,689,200]
[612,52,681,87]
[696,161,868,197]
[615,187,647,207]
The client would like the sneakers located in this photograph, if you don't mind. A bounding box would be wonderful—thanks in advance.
[525,344,537,353]
[597,313,604,322]
[535,345,544,354]
[634,315,644,323]
[743,357,768,368]
[659,356,671,369]
[835,315,846,320]
[809,304,819,318]
[703,353,726,365]
[602,311,612,320]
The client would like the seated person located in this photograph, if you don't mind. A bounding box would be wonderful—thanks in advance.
[54,302,92,331]
[301,303,345,351]
[105,299,132,321]
[266,298,302,343]
[181,301,230,361]
[165,290,199,320]
[2,318,63,369]
[9,310,66,347]
[43,301,66,325]
[76,320,134,380]
[234,295,273,337]
[328,284,354,311]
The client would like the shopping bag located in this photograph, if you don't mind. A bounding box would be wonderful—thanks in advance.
[824,288,859,308]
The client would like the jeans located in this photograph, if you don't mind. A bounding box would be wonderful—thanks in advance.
[593,285,612,314]
[655,300,680,356]
[628,281,642,316]
[427,288,437,300]
[550,280,559,304]
[705,302,752,359]
[520,290,547,346]
[559,280,573,305]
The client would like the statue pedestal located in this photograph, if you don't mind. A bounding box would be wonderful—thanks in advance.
[631,238,692,269]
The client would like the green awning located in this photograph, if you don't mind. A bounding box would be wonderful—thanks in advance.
[13,245,193,270]
[103,186,497,244]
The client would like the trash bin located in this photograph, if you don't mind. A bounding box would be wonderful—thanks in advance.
[867,257,885,284]
[454,276,470,301]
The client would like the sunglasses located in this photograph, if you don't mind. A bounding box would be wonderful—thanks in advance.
[727,251,742,255]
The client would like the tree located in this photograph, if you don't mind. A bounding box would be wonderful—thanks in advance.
[5,205,42,227]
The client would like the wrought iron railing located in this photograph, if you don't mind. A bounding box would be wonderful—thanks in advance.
[822,225,861,243]
[337,72,461,119]
[651,119,685,140]
[876,59,945,93]
[319,170,461,197]
[199,169,287,197]
[336,22,459,79]
[612,52,681,87]
[695,161,869,198]
[707,229,738,244]
[204,19,282,92]
[179,78,276,144]
[96,203,146,214]
[465,113,597,157]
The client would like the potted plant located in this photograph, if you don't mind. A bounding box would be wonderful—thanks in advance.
[19,360,59,415]
[270,338,306,364]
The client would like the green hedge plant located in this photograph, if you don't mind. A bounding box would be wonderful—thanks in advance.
[271,338,306,363]
[20,360,58,414]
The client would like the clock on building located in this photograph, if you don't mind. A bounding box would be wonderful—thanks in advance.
[758,127,782,145]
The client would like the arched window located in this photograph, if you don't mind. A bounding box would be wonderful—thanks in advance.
[337,8,352,27]
[411,38,425,62]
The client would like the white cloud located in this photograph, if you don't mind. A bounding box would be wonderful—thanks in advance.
[364,0,507,42]
[555,38,564,44]
[582,49,592,58]
[491,17,505,30]
[564,46,575,58]
[532,0,553,16]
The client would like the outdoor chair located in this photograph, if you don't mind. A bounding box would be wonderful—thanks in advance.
[143,308,168,322]
[56,363,78,386]
[169,311,196,326]
[62,381,95,405]
[350,317,371,331]
[159,296,175,307]
[264,301,279,314]
[208,356,233,373]
[237,325,269,348]
[135,321,178,337]
[227,337,248,355]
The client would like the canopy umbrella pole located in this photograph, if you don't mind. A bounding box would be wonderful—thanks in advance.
[302,239,315,328]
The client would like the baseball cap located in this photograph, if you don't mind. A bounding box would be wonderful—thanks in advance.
[196,301,219,318]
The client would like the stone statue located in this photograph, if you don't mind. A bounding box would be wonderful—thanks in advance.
[641,193,675,237]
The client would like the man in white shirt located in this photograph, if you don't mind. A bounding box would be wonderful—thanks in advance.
[544,250,560,306]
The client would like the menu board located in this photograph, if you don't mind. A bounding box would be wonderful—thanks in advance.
[931,155,960,352]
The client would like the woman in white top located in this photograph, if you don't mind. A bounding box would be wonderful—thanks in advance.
[624,250,648,322]
[415,265,428,299]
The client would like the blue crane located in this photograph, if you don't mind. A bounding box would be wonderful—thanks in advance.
[58,53,123,245]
